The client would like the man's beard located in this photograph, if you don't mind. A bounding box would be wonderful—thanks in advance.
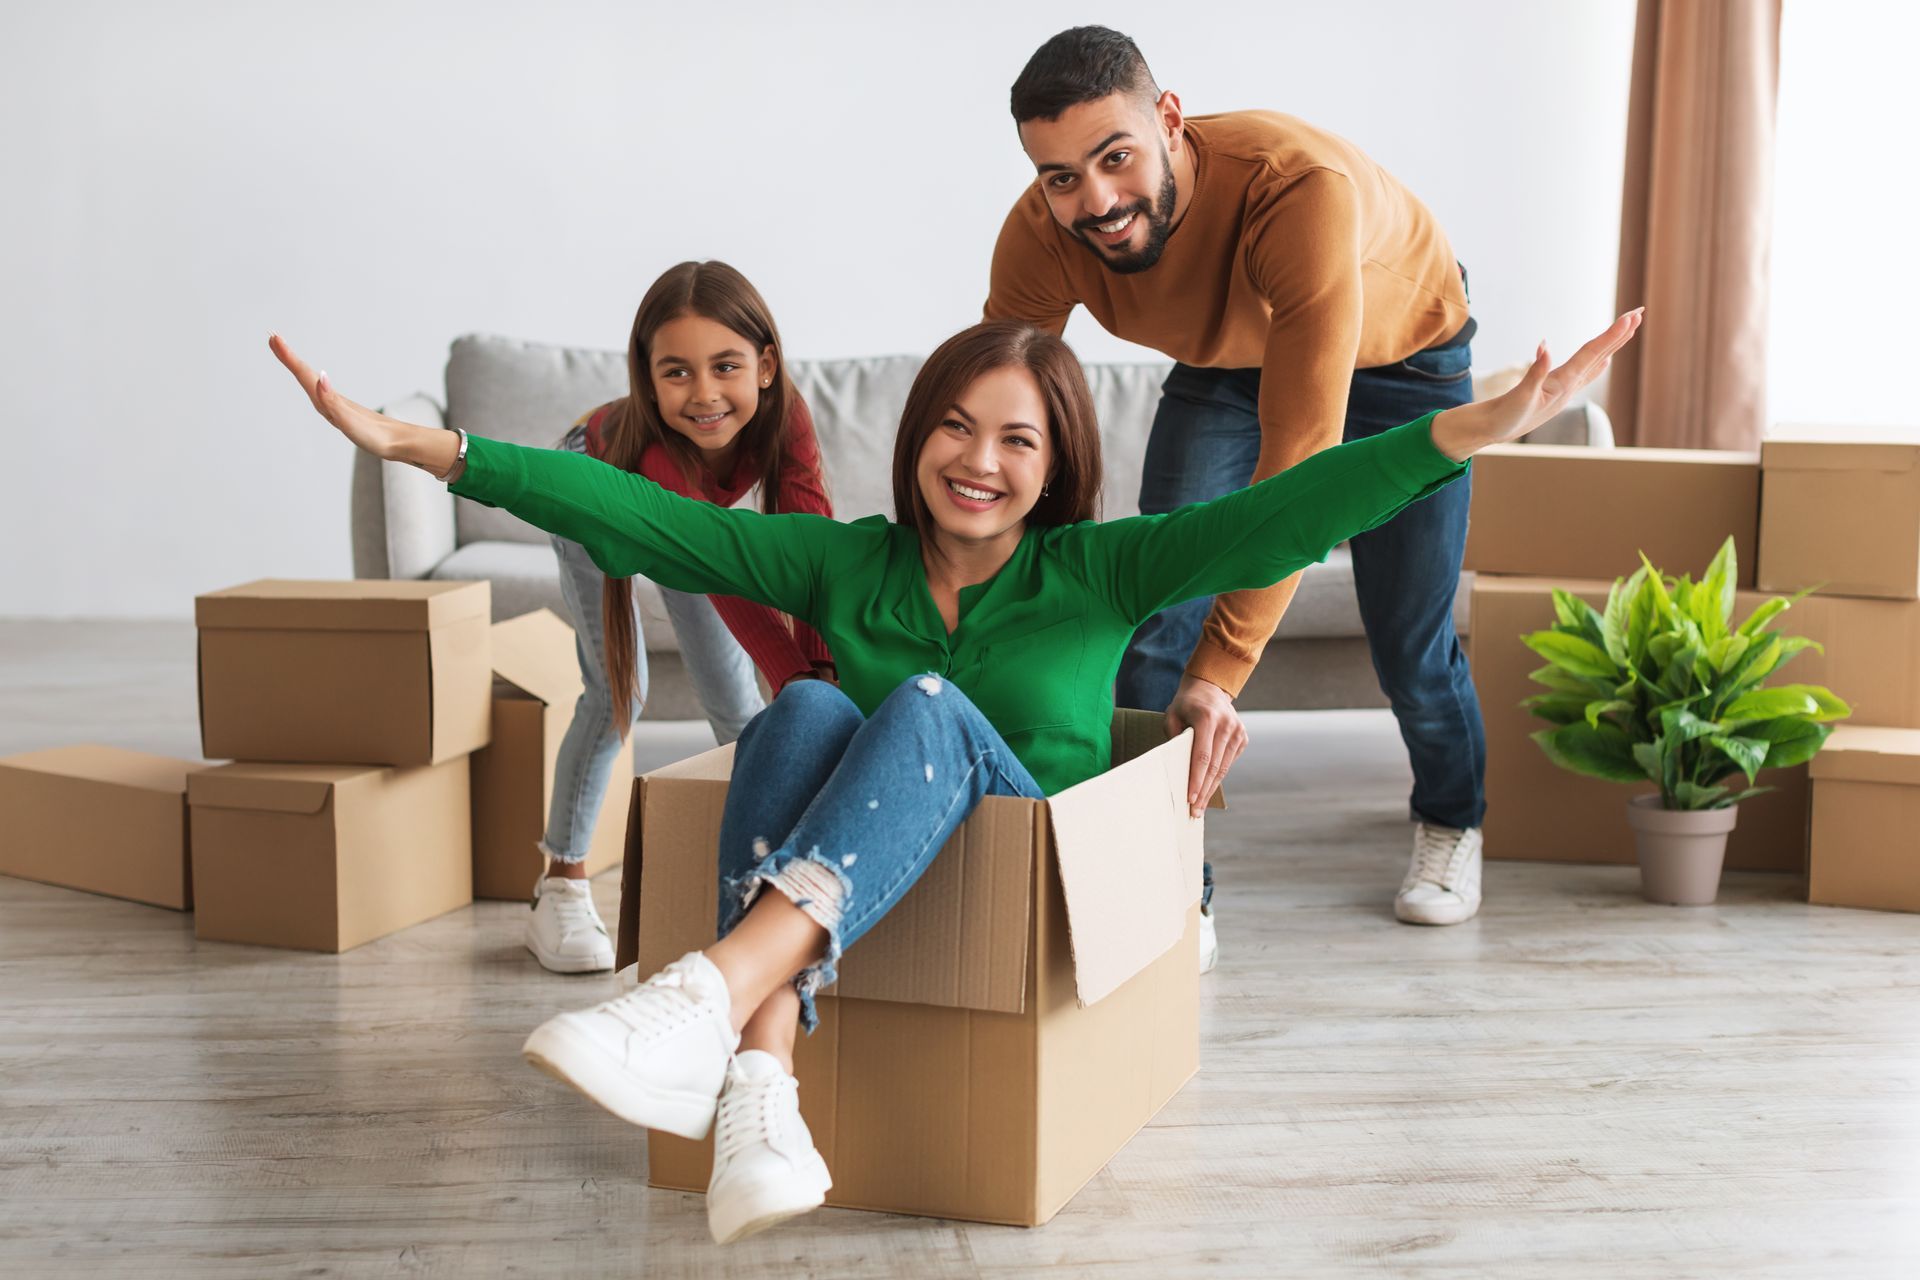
[1071,154,1179,275]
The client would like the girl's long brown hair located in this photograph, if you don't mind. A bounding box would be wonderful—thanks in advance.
[890,320,1103,536]
[596,261,802,735]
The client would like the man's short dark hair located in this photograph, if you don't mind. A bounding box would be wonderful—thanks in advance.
[1010,26,1159,124]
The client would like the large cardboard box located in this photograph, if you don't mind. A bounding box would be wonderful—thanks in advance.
[1809,725,1920,913]
[1757,438,1920,599]
[615,713,1210,1227]
[1464,443,1760,585]
[0,746,209,909]
[196,579,492,767]
[470,609,632,899]
[188,757,472,951]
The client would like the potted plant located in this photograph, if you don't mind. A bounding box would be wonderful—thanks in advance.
[1522,537,1850,904]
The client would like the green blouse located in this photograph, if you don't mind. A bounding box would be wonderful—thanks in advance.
[451,414,1467,794]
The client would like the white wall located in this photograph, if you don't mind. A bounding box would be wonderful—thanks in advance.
[0,0,1636,619]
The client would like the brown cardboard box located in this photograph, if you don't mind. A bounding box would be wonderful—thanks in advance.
[188,757,472,951]
[615,713,1209,1226]
[0,746,209,908]
[1464,443,1760,585]
[1473,577,1814,871]
[470,609,632,899]
[1758,438,1920,599]
[1809,725,1920,913]
[196,579,492,767]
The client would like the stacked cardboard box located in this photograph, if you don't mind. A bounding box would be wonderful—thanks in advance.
[615,713,1213,1226]
[1758,437,1920,910]
[189,579,491,951]
[1467,433,1920,890]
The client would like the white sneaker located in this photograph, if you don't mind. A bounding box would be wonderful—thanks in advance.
[525,875,615,974]
[521,951,737,1138]
[1197,903,1219,974]
[1394,823,1484,925]
[707,1050,832,1244]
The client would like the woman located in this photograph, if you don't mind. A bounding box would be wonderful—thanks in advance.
[520,262,835,977]
[271,308,1641,1242]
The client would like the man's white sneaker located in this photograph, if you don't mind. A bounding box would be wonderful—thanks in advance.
[525,875,615,974]
[1394,823,1484,926]
[1197,902,1219,974]
[707,1050,832,1244]
[521,951,737,1138]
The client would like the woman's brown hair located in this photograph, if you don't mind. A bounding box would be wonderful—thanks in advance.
[595,261,806,735]
[890,320,1103,537]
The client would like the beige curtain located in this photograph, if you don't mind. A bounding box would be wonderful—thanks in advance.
[1610,0,1782,450]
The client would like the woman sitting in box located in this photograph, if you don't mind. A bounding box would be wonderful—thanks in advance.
[271,309,1639,1242]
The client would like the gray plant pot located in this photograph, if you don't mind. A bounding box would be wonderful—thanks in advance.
[1624,795,1738,905]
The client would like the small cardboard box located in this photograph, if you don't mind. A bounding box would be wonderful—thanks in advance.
[1758,438,1920,600]
[1472,578,1811,872]
[470,609,632,900]
[1809,725,1920,913]
[615,713,1210,1227]
[0,746,209,909]
[188,757,472,951]
[1464,444,1760,585]
[195,579,492,767]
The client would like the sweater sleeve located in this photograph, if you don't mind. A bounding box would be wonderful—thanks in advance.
[449,434,837,624]
[1185,167,1368,694]
[1054,414,1467,627]
[983,192,1078,335]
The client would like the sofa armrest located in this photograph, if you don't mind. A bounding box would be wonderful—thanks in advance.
[347,392,455,580]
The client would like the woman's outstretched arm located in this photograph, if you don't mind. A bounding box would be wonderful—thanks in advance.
[1060,310,1644,626]
[270,335,843,620]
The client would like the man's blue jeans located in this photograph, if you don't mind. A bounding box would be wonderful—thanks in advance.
[1115,319,1488,871]
[714,678,1044,1032]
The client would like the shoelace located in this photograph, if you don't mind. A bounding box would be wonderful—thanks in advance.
[715,1071,798,1165]
[1411,825,1467,888]
[546,886,603,941]
[598,963,703,1039]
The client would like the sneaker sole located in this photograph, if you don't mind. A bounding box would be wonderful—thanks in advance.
[1394,898,1481,926]
[708,1164,832,1244]
[525,936,615,974]
[521,1018,717,1140]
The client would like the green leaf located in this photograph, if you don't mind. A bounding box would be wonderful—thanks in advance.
[1631,741,1663,783]
[1528,664,1605,694]
[1722,687,1819,724]
[1532,723,1645,784]
[1720,786,1774,806]
[1707,733,1769,785]
[1522,630,1618,679]
[1671,781,1730,810]
[1601,578,1631,666]
[1521,692,1590,725]
[1584,699,1634,729]
[1706,634,1751,675]
[1660,707,1723,744]
[1640,552,1680,624]
[1747,719,1831,770]
[1701,536,1738,631]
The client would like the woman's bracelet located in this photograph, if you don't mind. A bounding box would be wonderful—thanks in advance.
[435,427,469,485]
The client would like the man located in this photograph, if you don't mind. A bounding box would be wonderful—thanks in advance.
[985,26,1486,964]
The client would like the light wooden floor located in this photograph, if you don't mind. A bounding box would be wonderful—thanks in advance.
[2,620,1917,1277]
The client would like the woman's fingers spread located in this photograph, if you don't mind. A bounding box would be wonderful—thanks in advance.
[268,333,320,400]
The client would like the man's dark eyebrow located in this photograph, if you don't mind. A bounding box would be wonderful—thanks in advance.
[653,349,748,367]
[1035,130,1133,174]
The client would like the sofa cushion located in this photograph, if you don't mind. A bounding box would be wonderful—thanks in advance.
[432,541,678,648]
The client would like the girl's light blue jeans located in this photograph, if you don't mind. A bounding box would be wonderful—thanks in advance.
[540,428,765,866]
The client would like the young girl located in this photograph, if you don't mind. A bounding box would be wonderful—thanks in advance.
[272,307,1640,1242]
[522,262,834,976]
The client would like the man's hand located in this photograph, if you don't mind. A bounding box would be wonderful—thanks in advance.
[1167,674,1246,818]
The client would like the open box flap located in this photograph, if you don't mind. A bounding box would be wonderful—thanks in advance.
[1047,727,1206,1008]
[488,608,584,705]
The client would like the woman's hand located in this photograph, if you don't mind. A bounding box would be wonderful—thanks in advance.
[1428,308,1644,462]
[270,333,458,475]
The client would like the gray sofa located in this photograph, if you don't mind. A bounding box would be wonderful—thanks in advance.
[350,334,1611,717]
